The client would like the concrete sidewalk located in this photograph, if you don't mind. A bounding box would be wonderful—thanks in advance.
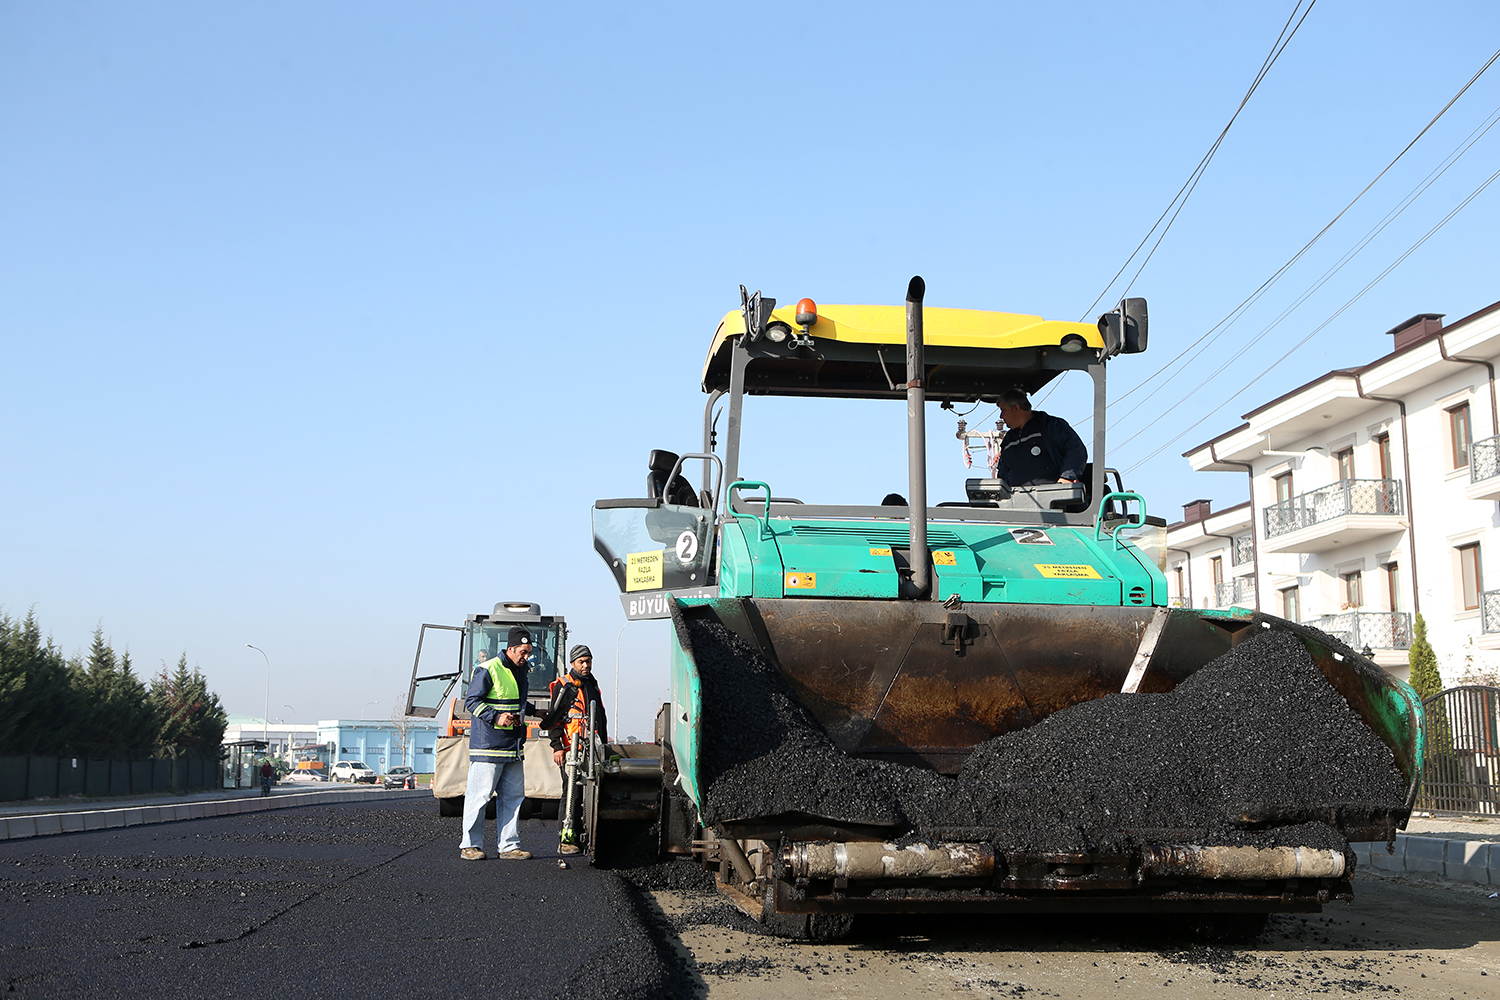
[0,785,431,841]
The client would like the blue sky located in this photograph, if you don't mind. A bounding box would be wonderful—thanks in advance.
[3,2,1498,736]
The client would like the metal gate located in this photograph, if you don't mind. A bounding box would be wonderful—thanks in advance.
[1417,686,1500,814]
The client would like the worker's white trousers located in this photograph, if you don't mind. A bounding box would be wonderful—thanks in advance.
[460,759,526,853]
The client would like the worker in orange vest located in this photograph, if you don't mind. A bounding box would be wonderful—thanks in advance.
[540,644,608,855]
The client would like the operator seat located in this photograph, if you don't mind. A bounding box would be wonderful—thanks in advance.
[647,449,699,507]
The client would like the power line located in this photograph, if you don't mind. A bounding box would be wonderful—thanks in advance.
[1080,0,1317,321]
[1107,43,1500,415]
[1110,100,1500,439]
[1119,162,1500,471]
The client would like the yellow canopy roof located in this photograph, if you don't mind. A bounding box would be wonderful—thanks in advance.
[712,303,1099,350]
[703,303,1103,394]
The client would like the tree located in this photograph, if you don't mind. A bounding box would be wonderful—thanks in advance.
[74,627,155,757]
[1407,614,1442,702]
[1,610,227,760]
[1406,614,1452,757]
[0,609,81,755]
[389,699,416,770]
[151,654,228,759]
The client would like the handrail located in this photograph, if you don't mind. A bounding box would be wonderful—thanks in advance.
[728,480,773,539]
[1095,491,1148,550]
[667,452,725,520]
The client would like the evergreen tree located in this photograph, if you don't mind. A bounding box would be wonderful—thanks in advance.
[1406,614,1452,756]
[0,609,81,755]
[2,608,229,760]
[150,653,227,758]
[1406,614,1442,701]
[0,613,29,750]
[74,626,156,757]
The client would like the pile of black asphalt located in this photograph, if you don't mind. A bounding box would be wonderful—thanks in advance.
[693,618,1407,854]
[0,800,694,1000]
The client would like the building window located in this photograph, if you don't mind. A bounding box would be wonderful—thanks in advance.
[1374,433,1393,480]
[1273,472,1294,504]
[1210,556,1224,588]
[1449,403,1472,469]
[1335,447,1355,482]
[1458,542,1482,611]
[1173,566,1185,600]
[1281,586,1299,623]
[1384,563,1402,613]
[1341,570,1363,609]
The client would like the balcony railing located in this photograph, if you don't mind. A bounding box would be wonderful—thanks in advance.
[1305,610,1413,650]
[1472,435,1500,484]
[1213,576,1255,608]
[1263,478,1403,539]
[1481,590,1500,634]
[1232,532,1254,566]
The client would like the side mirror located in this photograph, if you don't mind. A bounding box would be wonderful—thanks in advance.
[1096,298,1148,356]
[1121,297,1148,353]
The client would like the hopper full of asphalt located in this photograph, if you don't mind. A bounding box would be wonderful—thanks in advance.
[692,618,1406,854]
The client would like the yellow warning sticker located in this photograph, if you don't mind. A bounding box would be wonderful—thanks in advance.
[869,547,892,557]
[625,549,664,591]
[933,550,958,566]
[785,572,817,589]
[1034,563,1103,579]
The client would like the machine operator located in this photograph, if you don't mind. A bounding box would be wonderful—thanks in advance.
[994,388,1087,487]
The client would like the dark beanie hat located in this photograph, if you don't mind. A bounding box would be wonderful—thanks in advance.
[507,626,533,647]
[568,644,592,662]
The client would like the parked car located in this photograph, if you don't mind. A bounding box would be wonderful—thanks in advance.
[383,766,415,789]
[283,770,328,783]
[331,760,377,784]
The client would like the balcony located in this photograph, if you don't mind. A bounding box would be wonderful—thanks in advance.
[1467,436,1500,502]
[1232,532,1254,567]
[1482,590,1500,634]
[1304,610,1413,650]
[1213,576,1256,609]
[1262,478,1405,554]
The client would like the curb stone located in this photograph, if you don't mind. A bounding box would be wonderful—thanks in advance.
[0,788,431,841]
[1352,834,1495,886]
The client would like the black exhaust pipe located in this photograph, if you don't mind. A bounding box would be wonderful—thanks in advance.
[906,276,929,599]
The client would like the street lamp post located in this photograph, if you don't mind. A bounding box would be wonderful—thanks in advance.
[364,699,380,721]
[246,644,270,748]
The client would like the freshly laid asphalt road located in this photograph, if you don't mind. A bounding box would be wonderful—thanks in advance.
[0,798,690,1000]
[4,794,1496,1000]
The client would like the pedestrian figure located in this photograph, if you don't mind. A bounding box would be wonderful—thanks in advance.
[459,626,536,860]
[540,644,608,855]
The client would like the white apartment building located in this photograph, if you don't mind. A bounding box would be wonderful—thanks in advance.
[1178,302,1500,684]
[1164,499,1255,611]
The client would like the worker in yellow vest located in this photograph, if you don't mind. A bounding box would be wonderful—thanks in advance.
[458,627,535,861]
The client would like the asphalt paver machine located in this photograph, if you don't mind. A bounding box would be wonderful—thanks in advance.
[588,280,1426,938]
